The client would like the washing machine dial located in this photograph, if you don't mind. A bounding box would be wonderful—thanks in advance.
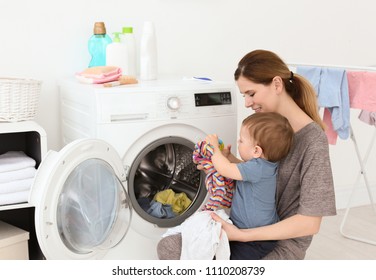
[167,97,180,111]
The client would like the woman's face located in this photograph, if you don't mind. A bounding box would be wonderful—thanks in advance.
[236,75,278,113]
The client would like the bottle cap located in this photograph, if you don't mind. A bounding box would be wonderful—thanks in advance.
[142,21,155,34]
[218,139,224,151]
[112,32,121,43]
[93,22,106,35]
[122,27,133,34]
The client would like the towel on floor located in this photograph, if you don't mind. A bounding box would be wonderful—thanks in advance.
[0,167,36,184]
[0,151,36,173]
[0,190,29,205]
[193,140,234,210]
[0,178,34,194]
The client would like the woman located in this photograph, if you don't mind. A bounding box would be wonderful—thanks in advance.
[157,49,337,260]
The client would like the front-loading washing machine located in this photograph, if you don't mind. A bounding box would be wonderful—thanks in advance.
[30,79,237,259]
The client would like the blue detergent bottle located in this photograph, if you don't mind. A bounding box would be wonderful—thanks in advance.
[88,22,112,67]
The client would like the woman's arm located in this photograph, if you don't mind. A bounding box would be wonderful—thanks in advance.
[211,212,322,242]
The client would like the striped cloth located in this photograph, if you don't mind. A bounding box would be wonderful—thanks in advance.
[193,141,235,210]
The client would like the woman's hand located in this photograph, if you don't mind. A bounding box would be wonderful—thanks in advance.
[211,212,245,241]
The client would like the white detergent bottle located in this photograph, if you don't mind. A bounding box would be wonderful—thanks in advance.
[121,26,137,77]
[106,32,128,74]
[140,21,158,80]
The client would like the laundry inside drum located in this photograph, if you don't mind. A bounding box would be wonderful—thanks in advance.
[132,142,203,220]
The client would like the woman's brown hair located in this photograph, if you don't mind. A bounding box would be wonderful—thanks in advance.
[234,49,325,130]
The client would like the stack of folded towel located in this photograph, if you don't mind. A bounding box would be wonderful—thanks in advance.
[0,151,36,206]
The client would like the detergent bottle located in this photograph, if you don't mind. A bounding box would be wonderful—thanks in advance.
[140,21,158,80]
[121,26,137,76]
[88,22,112,67]
[106,32,128,73]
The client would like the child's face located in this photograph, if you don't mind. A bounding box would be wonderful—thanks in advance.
[238,125,260,161]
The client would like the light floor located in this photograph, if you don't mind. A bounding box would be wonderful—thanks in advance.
[305,205,376,259]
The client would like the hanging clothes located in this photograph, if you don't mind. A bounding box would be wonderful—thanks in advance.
[347,71,376,112]
[297,66,350,144]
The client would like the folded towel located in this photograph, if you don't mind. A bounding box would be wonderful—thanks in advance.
[0,151,36,173]
[75,66,122,84]
[0,190,29,206]
[0,178,33,194]
[0,167,36,183]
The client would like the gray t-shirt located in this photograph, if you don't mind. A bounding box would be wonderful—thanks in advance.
[231,158,279,229]
[263,122,337,260]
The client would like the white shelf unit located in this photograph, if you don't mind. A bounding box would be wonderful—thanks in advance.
[0,121,47,259]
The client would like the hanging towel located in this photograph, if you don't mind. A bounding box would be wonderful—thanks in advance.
[347,71,376,112]
[0,167,36,184]
[0,151,36,173]
[193,140,234,210]
[297,66,350,144]
[0,190,29,205]
[0,178,33,194]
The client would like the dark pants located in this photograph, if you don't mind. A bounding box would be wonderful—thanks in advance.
[230,240,277,260]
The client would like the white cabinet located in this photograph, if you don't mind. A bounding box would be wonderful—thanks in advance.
[0,121,47,259]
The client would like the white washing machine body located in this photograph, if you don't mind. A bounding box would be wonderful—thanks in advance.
[30,79,237,259]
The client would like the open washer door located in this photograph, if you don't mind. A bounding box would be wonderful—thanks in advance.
[29,138,132,259]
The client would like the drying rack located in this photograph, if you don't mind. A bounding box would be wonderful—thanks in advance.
[289,62,376,245]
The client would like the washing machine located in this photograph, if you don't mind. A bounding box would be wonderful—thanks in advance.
[29,78,237,260]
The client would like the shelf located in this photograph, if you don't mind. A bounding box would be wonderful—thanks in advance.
[0,202,33,212]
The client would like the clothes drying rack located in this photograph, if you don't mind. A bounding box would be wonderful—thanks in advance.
[289,62,376,246]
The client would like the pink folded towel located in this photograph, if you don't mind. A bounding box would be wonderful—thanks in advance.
[76,66,122,84]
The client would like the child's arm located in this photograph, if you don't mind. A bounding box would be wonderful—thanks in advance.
[205,134,243,180]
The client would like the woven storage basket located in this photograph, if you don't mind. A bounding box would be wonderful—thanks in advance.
[0,77,42,122]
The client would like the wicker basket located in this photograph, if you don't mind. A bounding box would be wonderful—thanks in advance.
[0,77,42,122]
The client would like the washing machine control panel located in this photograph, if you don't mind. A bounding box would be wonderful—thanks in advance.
[166,96,181,111]
[194,92,232,107]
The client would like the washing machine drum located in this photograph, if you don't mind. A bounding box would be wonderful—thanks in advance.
[128,137,206,227]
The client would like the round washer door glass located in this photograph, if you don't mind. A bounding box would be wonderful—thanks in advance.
[56,158,130,254]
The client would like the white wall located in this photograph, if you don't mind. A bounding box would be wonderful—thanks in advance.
[1,0,376,208]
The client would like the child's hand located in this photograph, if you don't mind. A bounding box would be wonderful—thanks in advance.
[205,134,220,150]
[222,144,232,159]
